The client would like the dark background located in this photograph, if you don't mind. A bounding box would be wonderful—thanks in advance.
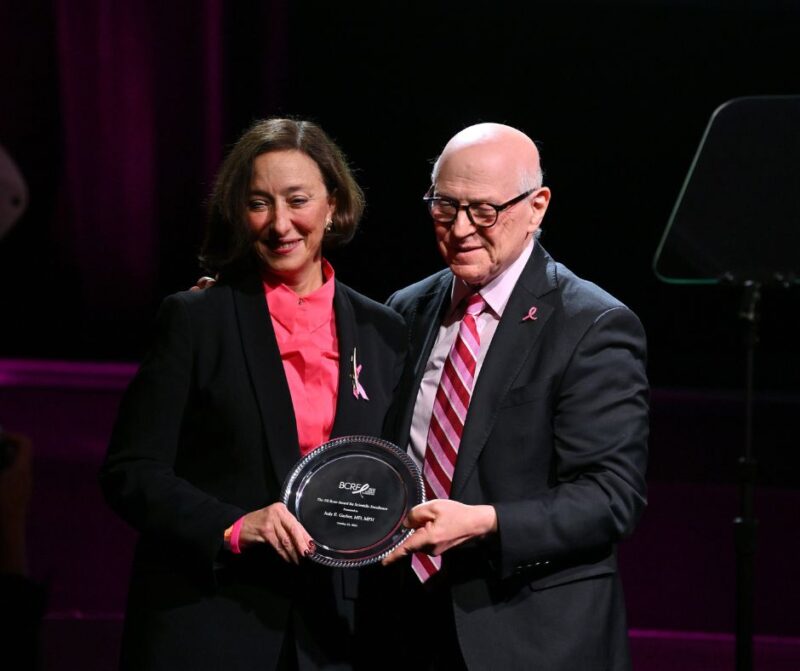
[2,4,800,664]
[2,0,799,391]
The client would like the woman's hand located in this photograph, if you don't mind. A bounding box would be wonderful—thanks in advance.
[189,276,216,291]
[237,503,314,564]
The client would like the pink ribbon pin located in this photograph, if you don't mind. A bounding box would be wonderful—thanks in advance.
[351,349,369,400]
[522,306,538,322]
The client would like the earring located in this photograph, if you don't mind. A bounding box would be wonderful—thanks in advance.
[325,219,333,233]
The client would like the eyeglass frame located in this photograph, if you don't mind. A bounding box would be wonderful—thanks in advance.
[423,187,537,228]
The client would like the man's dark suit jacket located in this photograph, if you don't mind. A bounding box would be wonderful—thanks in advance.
[100,268,406,671]
[385,243,648,671]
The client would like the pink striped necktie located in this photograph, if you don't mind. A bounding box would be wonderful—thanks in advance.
[412,291,485,583]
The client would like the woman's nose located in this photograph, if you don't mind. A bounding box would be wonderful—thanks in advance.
[269,202,292,234]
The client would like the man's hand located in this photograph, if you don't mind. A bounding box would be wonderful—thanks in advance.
[382,499,497,565]
[236,502,314,565]
[190,276,217,292]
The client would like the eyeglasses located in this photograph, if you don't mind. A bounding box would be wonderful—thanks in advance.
[423,188,536,228]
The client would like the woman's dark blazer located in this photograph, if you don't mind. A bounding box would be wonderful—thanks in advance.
[100,268,406,671]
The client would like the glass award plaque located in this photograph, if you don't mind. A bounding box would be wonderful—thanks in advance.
[281,435,424,568]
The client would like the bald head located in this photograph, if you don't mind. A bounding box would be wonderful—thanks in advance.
[432,123,543,192]
[428,122,551,286]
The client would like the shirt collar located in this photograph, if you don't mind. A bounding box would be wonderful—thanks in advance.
[264,259,336,332]
[449,238,535,319]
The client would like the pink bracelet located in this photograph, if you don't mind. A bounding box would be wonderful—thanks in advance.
[229,517,245,555]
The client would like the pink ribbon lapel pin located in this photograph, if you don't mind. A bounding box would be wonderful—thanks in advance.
[351,348,369,400]
[521,306,538,322]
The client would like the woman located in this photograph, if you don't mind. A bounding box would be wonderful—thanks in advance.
[100,118,406,670]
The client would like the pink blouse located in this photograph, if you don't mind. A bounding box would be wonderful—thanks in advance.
[264,260,339,456]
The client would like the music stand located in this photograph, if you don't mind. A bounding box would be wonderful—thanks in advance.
[653,95,800,671]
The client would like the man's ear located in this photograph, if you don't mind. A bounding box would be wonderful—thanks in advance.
[528,187,551,234]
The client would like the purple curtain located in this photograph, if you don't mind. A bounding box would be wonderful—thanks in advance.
[53,0,225,320]
[56,1,156,314]
[0,0,287,358]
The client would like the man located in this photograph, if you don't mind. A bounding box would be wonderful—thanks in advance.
[379,123,649,670]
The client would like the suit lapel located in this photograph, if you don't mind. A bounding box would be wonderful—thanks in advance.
[451,244,559,498]
[330,282,359,437]
[231,271,300,484]
[395,272,452,448]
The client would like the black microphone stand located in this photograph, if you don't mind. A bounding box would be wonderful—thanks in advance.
[734,280,760,671]
[654,96,800,671]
